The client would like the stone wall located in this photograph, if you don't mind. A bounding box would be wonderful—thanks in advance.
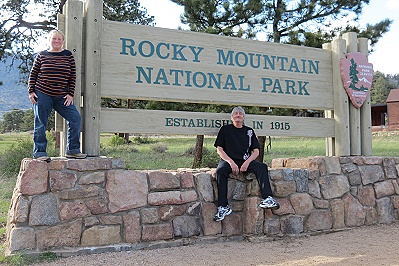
[6,156,399,256]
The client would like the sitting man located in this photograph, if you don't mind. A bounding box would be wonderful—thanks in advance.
[213,106,280,222]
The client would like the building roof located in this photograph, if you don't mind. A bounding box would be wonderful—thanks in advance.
[387,89,399,103]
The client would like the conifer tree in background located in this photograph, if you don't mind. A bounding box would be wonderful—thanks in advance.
[172,0,393,161]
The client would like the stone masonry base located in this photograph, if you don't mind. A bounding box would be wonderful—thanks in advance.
[5,156,399,256]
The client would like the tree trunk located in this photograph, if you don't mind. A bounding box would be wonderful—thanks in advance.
[258,136,265,162]
[192,135,204,168]
[118,133,130,143]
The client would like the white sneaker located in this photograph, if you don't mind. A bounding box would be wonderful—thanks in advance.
[259,196,280,210]
[213,205,232,221]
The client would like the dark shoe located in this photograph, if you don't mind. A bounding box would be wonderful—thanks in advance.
[35,156,51,162]
[259,196,280,210]
[65,153,87,159]
[213,205,232,222]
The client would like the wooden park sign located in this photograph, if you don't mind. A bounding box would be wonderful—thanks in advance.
[57,0,373,157]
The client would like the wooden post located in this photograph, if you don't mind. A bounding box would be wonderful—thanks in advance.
[83,0,102,156]
[343,32,361,155]
[331,36,350,156]
[56,14,66,156]
[322,42,335,156]
[358,37,373,155]
[65,0,84,156]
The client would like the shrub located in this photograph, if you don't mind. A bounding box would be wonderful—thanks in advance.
[151,143,167,153]
[200,147,219,168]
[0,131,59,177]
[132,135,157,144]
[109,135,126,146]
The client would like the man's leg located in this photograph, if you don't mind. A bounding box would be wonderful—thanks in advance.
[215,160,232,207]
[247,160,273,198]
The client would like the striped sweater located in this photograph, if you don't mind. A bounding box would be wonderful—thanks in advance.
[28,50,76,97]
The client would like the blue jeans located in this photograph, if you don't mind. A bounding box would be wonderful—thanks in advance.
[33,90,82,158]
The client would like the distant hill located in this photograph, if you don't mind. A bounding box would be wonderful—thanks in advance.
[0,58,31,119]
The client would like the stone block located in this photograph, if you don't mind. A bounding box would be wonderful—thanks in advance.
[243,197,264,234]
[85,197,108,215]
[78,171,105,185]
[81,225,121,246]
[148,190,197,206]
[319,175,350,199]
[123,211,141,243]
[159,205,186,221]
[293,169,308,192]
[282,168,294,181]
[173,216,201,237]
[343,194,366,227]
[304,210,332,231]
[364,207,378,225]
[362,156,383,165]
[272,181,296,197]
[281,215,303,235]
[383,158,398,179]
[58,185,104,200]
[376,197,394,224]
[59,201,90,221]
[8,227,36,252]
[195,173,214,202]
[148,171,180,191]
[106,170,148,213]
[201,203,221,236]
[330,199,345,229]
[313,199,329,209]
[187,202,201,216]
[290,193,313,215]
[324,157,341,174]
[308,180,321,198]
[374,180,395,198]
[49,170,77,192]
[341,163,358,174]
[348,170,362,185]
[269,168,283,181]
[66,158,112,171]
[29,194,60,226]
[285,158,310,168]
[140,208,159,224]
[359,165,384,185]
[36,220,82,249]
[101,215,122,225]
[180,172,195,188]
[264,217,280,235]
[222,212,242,236]
[232,181,246,200]
[142,223,173,241]
[358,185,376,206]
[272,197,295,216]
[18,160,48,195]
[391,195,399,209]
[84,216,100,227]
[9,194,29,223]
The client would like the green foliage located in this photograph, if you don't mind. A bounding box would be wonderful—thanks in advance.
[109,135,126,146]
[371,71,396,104]
[0,131,58,176]
[132,135,157,144]
[151,143,168,153]
[0,249,58,266]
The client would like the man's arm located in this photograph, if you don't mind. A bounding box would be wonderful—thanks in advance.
[216,146,239,174]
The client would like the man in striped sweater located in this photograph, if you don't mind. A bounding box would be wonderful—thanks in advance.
[28,29,86,161]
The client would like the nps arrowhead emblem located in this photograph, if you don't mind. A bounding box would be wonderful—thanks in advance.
[340,52,374,108]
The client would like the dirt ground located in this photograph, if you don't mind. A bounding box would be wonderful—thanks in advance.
[35,222,399,266]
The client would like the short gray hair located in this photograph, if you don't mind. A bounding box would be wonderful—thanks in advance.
[231,106,245,117]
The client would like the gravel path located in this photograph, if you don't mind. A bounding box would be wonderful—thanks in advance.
[36,222,399,266]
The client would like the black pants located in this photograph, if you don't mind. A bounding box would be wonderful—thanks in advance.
[215,159,273,207]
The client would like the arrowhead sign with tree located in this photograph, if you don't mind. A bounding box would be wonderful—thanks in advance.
[340,52,374,108]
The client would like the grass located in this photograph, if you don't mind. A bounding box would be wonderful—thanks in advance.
[1,131,399,264]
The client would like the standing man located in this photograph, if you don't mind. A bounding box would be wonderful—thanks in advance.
[28,29,87,161]
[213,106,279,221]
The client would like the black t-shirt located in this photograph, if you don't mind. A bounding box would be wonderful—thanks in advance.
[214,124,260,161]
